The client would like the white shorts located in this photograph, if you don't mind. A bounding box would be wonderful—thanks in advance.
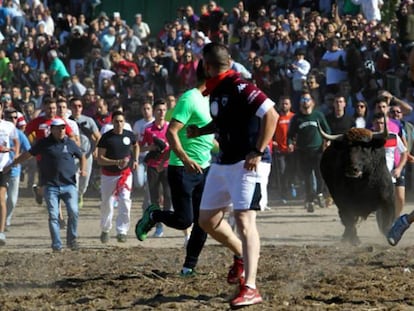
[200,161,263,211]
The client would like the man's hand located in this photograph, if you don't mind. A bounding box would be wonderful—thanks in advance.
[183,158,203,174]
[244,152,262,171]
[3,164,12,173]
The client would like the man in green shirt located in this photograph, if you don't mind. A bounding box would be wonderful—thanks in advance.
[287,90,331,212]
[136,61,214,276]
[48,50,70,88]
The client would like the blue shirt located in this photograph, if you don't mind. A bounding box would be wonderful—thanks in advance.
[10,130,31,177]
[29,136,82,186]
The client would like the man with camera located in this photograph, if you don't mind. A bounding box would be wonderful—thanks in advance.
[140,99,171,237]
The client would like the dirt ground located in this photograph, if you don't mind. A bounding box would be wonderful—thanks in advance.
[2,187,414,310]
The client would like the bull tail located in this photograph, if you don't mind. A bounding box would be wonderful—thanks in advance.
[376,205,396,236]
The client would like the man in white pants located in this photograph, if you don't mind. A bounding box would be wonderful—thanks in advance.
[97,111,139,243]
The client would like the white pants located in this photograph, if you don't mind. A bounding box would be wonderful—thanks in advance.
[100,173,132,235]
[76,155,93,196]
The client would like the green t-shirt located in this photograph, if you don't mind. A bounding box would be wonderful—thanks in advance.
[50,58,70,87]
[169,88,214,168]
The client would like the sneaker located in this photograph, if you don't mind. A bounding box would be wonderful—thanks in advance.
[116,233,127,242]
[59,218,66,230]
[153,226,164,238]
[306,202,314,213]
[52,247,62,253]
[387,214,411,246]
[135,204,160,241]
[0,232,6,246]
[180,267,196,277]
[230,285,263,308]
[32,184,43,205]
[100,231,109,244]
[78,195,83,208]
[291,184,297,199]
[316,193,326,208]
[228,256,245,284]
[68,239,79,251]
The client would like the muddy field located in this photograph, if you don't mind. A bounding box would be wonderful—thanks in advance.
[2,191,414,310]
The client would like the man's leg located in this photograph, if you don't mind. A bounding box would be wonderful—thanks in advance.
[115,174,133,236]
[199,209,242,257]
[61,184,79,249]
[0,184,7,244]
[43,185,62,251]
[234,209,260,287]
[6,175,19,227]
[100,174,116,234]
[78,155,93,197]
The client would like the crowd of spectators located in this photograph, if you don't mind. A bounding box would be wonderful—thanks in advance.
[0,1,406,123]
[1,1,414,197]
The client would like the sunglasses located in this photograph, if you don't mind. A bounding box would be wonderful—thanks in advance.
[300,97,311,102]
[356,105,366,108]
[390,110,401,114]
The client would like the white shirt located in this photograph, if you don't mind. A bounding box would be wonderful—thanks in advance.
[287,58,311,91]
[0,120,17,170]
[132,117,154,143]
[133,117,154,160]
[351,0,383,22]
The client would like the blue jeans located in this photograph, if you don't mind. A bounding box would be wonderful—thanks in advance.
[6,175,19,227]
[44,184,78,250]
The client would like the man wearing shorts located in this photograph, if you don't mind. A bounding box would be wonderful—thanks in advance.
[187,43,278,308]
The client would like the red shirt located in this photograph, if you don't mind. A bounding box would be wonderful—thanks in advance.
[95,113,112,129]
[274,111,295,153]
[25,116,74,142]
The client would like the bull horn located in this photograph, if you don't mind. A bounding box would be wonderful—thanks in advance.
[317,121,344,141]
[372,115,388,140]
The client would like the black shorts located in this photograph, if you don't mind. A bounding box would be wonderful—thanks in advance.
[395,174,406,187]
[0,171,10,187]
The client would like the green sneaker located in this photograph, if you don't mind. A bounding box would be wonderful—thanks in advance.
[180,268,196,277]
[135,204,160,241]
[78,195,83,208]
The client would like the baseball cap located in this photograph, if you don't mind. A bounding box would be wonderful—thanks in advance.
[51,118,66,127]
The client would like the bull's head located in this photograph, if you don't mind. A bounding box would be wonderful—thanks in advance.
[318,117,388,178]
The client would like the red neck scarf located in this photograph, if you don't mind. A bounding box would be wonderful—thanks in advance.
[203,69,238,96]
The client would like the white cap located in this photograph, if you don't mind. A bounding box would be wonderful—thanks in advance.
[113,12,120,18]
[51,118,66,127]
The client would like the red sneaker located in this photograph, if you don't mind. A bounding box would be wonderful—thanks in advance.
[227,256,244,284]
[230,285,263,308]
